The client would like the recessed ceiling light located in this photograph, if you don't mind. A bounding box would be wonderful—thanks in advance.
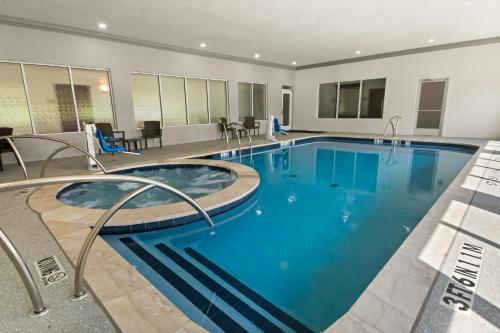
[200,42,207,48]
[254,53,260,59]
[355,50,361,55]
[98,22,107,30]
[428,38,435,43]
[464,1,472,5]
[292,61,297,65]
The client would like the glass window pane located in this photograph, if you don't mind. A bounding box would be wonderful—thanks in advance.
[419,81,446,111]
[318,83,338,118]
[0,63,32,134]
[208,80,227,123]
[238,82,252,121]
[71,68,114,128]
[161,76,187,126]
[24,64,78,134]
[416,111,442,129]
[338,81,361,118]
[253,83,266,120]
[186,78,208,124]
[131,73,161,127]
[360,79,385,118]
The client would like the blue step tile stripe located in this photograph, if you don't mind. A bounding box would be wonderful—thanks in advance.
[119,238,247,333]
[155,243,285,333]
[185,247,315,333]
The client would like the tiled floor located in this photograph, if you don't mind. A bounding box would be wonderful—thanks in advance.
[1,132,499,333]
[0,189,118,332]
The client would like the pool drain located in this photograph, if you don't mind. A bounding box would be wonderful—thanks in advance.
[330,183,340,188]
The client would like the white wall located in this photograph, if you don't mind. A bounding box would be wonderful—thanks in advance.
[293,43,500,139]
[0,24,294,163]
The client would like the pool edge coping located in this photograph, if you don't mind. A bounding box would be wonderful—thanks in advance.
[28,133,489,333]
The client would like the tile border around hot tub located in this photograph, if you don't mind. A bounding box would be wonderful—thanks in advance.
[28,159,260,234]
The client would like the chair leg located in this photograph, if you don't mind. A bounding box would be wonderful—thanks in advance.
[0,154,3,172]
[145,138,148,150]
[159,137,163,149]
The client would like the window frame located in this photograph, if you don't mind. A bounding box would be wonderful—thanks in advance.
[130,71,229,128]
[316,77,387,120]
[237,81,268,121]
[0,60,116,135]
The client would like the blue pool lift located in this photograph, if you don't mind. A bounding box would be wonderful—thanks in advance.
[95,129,141,155]
[273,117,288,135]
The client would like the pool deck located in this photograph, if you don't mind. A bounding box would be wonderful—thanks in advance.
[0,132,499,333]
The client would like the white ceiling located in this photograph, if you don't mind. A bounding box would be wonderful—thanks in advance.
[1,0,499,66]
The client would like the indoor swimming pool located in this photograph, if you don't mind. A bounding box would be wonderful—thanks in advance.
[104,139,475,332]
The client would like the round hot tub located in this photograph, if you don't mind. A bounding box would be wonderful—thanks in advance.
[58,164,237,209]
[29,159,260,234]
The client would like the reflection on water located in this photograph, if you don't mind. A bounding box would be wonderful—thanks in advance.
[312,145,442,195]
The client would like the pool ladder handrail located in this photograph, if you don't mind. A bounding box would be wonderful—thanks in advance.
[383,116,402,139]
[0,174,215,302]
[228,122,253,158]
[0,228,48,317]
[0,134,109,180]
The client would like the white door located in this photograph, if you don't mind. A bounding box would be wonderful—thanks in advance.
[414,79,448,136]
[282,88,292,130]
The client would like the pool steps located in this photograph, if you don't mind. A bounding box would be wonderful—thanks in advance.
[120,237,315,333]
[120,237,247,333]
[155,244,284,333]
[185,247,315,333]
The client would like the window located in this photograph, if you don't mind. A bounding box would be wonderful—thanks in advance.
[186,78,209,124]
[238,83,252,120]
[131,73,161,127]
[161,76,187,126]
[360,79,386,119]
[318,83,338,118]
[238,82,267,121]
[71,68,114,128]
[24,64,79,134]
[317,78,386,119]
[0,61,115,134]
[0,63,32,134]
[338,81,361,118]
[253,83,266,120]
[131,73,227,127]
[208,80,227,123]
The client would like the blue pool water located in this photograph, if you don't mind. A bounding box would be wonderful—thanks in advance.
[58,165,235,208]
[104,140,474,332]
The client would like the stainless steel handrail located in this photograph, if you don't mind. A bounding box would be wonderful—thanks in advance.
[383,116,402,139]
[0,134,108,180]
[229,122,242,153]
[243,127,253,156]
[221,124,230,150]
[0,228,48,317]
[228,123,253,157]
[0,174,215,300]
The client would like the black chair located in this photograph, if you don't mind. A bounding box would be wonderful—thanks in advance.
[244,116,260,136]
[219,118,236,140]
[0,127,21,172]
[142,121,162,149]
[95,123,125,154]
